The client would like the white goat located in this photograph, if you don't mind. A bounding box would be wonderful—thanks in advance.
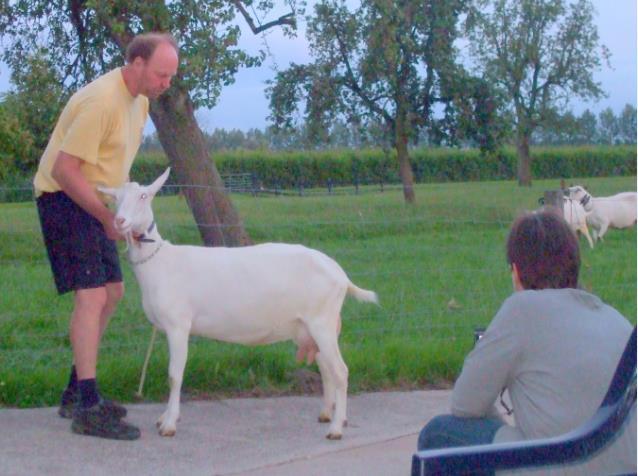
[565,186,637,242]
[99,168,378,440]
[562,197,594,248]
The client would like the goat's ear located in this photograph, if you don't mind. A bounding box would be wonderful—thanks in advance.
[98,186,118,198]
[148,167,171,197]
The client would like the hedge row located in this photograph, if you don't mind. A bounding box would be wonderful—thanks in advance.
[131,145,636,190]
[1,146,635,202]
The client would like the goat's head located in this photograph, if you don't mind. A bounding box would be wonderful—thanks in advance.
[565,185,592,209]
[98,168,170,238]
[565,185,586,199]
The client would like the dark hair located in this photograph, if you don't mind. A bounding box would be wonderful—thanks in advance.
[506,210,580,290]
[125,33,178,63]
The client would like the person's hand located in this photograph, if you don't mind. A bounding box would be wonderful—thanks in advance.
[101,213,124,241]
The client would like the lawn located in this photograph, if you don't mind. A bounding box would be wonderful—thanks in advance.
[0,176,635,407]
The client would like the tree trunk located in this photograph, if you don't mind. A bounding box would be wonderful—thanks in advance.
[516,132,532,187]
[395,115,416,204]
[149,86,251,247]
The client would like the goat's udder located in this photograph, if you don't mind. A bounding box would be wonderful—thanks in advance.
[296,338,319,365]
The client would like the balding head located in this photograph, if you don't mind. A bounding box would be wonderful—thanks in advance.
[126,33,178,64]
[122,32,179,99]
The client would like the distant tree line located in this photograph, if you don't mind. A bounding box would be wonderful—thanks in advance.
[531,105,637,146]
[136,104,637,154]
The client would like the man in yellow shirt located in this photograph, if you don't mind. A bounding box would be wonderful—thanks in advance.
[34,32,178,440]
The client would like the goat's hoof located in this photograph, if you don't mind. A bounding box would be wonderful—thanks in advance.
[326,432,342,440]
[318,413,331,423]
[159,427,176,437]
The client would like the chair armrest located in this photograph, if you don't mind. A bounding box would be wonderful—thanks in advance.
[412,395,635,475]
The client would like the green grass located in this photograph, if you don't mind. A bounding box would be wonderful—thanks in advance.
[1,176,636,408]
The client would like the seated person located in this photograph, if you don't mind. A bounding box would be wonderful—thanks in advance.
[418,210,636,475]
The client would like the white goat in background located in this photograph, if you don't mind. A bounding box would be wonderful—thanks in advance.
[562,197,594,248]
[565,186,637,242]
[99,168,378,440]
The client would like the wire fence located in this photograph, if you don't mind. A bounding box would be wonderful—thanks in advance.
[0,173,433,202]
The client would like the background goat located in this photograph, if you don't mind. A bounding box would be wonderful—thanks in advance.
[562,197,594,248]
[99,169,378,440]
[565,186,637,242]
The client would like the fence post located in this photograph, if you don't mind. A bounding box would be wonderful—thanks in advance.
[251,173,258,197]
[328,178,333,195]
[543,190,564,216]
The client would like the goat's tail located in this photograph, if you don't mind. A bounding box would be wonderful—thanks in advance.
[347,282,379,305]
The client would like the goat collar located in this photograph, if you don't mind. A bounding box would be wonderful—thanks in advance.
[129,240,163,266]
[134,221,157,243]
[580,194,591,207]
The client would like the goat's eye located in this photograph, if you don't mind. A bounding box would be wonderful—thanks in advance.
[140,193,148,200]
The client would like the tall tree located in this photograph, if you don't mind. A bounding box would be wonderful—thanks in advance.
[0,1,295,246]
[617,104,637,145]
[6,52,67,159]
[466,0,608,185]
[0,100,35,180]
[267,0,495,203]
[598,107,619,144]
[576,109,598,144]
[0,51,66,175]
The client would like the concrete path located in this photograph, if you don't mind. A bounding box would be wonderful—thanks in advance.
[0,390,451,476]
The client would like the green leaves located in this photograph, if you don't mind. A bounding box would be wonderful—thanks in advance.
[268,0,483,149]
[0,1,293,109]
[0,52,65,177]
[0,101,36,180]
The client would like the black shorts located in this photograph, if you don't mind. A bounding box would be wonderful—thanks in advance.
[36,191,122,295]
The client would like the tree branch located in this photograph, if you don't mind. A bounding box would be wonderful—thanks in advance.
[68,0,86,42]
[330,23,393,125]
[233,1,295,34]
[92,4,134,52]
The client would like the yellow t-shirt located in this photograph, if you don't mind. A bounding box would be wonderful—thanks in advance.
[33,67,149,196]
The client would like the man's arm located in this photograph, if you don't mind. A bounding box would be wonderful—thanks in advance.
[51,151,121,241]
[450,302,520,418]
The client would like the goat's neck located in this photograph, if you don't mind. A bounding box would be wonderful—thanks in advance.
[127,221,165,266]
[581,193,594,211]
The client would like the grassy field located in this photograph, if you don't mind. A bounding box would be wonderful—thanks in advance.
[0,176,636,408]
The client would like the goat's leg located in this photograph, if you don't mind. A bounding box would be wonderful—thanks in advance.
[309,326,348,440]
[315,352,336,423]
[591,227,600,242]
[598,221,609,241]
[157,327,189,437]
[581,225,594,248]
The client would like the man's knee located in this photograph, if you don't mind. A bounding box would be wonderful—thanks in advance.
[105,281,124,306]
[75,287,109,313]
[418,414,456,451]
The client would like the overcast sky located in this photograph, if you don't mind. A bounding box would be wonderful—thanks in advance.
[1,0,635,134]
[198,0,637,133]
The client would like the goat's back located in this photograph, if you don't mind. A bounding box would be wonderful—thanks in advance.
[136,242,354,344]
[592,192,637,228]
